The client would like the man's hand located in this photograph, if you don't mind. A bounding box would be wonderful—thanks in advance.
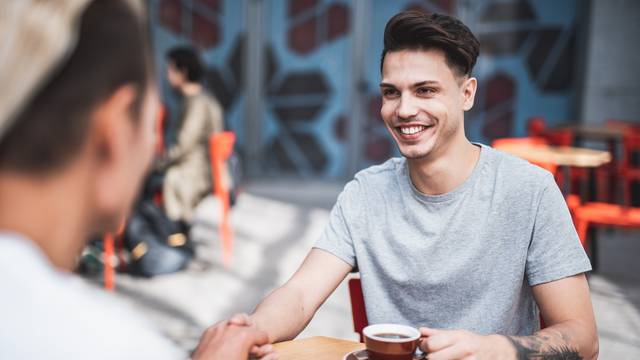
[228,313,276,358]
[191,315,277,360]
[419,327,515,360]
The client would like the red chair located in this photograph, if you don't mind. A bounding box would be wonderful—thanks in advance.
[620,127,640,206]
[103,233,115,291]
[348,277,369,342]
[102,222,125,291]
[527,116,547,137]
[347,277,546,342]
[573,201,640,271]
[209,131,236,266]
[155,105,166,155]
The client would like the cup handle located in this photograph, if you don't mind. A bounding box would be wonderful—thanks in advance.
[414,336,428,359]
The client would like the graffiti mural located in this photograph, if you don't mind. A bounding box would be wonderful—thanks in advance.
[148,0,582,179]
[260,0,352,177]
[464,0,580,142]
[148,0,247,151]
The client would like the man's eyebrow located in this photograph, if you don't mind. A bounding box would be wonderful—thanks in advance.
[413,80,440,87]
[379,80,441,88]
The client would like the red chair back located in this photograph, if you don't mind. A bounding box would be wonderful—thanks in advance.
[527,117,547,137]
[621,127,640,205]
[155,105,166,155]
[209,132,236,266]
[348,276,546,336]
[348,277,369,342]
[544,129,573,147]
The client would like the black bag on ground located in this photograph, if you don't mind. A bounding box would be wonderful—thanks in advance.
[123,200,193,277]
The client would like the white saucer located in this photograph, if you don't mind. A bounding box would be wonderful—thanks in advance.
[343,349,426,360]
[342,349,368,360]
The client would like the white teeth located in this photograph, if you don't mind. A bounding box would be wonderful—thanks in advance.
[400,126,426,135]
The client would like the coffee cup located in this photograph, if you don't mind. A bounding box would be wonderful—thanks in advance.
[363,324,422,360]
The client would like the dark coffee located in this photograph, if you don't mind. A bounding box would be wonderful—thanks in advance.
[374,333,411,339]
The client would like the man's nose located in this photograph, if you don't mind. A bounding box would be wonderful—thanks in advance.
[396,93,419,120]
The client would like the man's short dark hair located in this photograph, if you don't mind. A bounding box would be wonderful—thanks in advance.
[167,47,205,83]
[381,11,480,77]
[0,0,153,174]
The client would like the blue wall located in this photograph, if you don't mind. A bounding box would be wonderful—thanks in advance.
[149,0,582,179]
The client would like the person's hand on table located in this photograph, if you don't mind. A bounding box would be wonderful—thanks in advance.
[419,327,515,360]
[228,313,277,359]
[191,313,277,360]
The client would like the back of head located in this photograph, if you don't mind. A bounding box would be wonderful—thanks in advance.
[167,46,205,83]
[381,10,480,78]
[0,0,152,174]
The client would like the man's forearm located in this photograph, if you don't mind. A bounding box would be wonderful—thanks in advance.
[251,283,313,343]
[505,321,598,360]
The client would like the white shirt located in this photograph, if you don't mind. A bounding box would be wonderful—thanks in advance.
[0,232,186,359]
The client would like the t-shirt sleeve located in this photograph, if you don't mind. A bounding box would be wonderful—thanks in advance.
[313,180,361,268]
[526,173,592,286]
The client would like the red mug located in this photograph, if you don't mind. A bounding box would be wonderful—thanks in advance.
[363,324,422,360]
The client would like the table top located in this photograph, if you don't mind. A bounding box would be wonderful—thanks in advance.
[493,143,612,168]
[274,336,364,360]
[556,123,628,141]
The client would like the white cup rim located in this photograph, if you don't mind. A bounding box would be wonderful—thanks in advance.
[363,324,420,343]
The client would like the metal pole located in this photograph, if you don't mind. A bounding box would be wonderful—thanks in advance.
[244,0,265,178]
[347,0,369,178]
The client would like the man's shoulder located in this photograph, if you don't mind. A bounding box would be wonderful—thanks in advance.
[353,157,404,183]
[336,158,403,204]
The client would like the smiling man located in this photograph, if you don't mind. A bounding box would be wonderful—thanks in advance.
[247,10,598,360]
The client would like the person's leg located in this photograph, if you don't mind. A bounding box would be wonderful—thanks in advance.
[163,167,185,222]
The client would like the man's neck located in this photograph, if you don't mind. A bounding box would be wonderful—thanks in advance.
[407,136,481,196]
[180,82,202,97]
[0,170,91,271]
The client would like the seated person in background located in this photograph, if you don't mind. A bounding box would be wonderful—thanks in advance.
[246,10,598,360]
[0,1,273,359]
[162,46,227,231]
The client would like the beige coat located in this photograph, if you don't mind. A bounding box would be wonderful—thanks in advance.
[163,92,223,222]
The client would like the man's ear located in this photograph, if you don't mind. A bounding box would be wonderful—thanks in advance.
[461,77,477,111]
[90,84,138,166]
[89,84,139,230]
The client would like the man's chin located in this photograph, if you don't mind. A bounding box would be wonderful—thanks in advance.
[398,145,433,160]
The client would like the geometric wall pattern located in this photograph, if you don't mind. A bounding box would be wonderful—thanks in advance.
[149,0,582,179]
[260,0,352,177]
[149,0,247,151]
[465,0,580,143]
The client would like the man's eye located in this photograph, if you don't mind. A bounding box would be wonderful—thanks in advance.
[417,87,435,95]
[383,89,399,97]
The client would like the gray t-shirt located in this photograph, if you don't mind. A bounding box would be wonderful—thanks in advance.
[315,144,591,336]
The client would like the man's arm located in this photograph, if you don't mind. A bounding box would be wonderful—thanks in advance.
[191,319,275,360]
[506,273,598,359]
[420,274,598,360]
[250,248,353,343]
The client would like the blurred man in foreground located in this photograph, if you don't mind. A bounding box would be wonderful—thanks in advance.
[0,1,274,359]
